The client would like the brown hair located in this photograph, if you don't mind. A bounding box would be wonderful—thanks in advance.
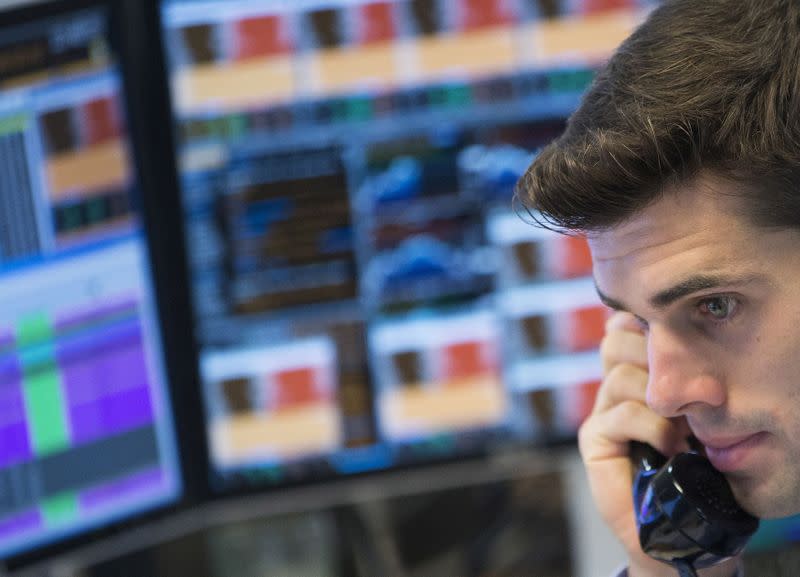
[517,0,800,233]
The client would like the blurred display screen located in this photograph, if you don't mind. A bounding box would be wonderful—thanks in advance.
[160,0,649,491]
[0,3,181,560]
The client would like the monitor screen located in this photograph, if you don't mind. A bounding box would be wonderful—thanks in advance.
[0,1,182,561]
[160,0,648,492]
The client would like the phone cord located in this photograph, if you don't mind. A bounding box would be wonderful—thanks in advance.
[674,560,699,577]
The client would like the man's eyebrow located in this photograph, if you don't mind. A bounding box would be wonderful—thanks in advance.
[594,274,766,313]
[594,283,629,311]
[648,274,763,309]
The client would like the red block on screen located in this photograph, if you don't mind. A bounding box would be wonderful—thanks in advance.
[562,305,607,352]
[233,15,292,60]
[582,0,635,15]
[458,0,513,31]
[272,367,319,409]
[553,235,593,279]
[441,341,490,381]
[83,97,120,145]
[357,2,396,44]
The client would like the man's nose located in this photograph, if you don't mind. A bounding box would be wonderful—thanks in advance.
[645,325,727,418]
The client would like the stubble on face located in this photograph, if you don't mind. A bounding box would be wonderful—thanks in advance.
[736,386,800,518]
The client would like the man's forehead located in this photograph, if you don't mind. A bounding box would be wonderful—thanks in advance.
[589,216,748,296]
[587,211,722,265]
[587,176,751,262]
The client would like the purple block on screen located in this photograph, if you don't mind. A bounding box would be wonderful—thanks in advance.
[0,384,26,425]
[93,340,149,397]
[0,423,32,469]
[63,333,153,445]
[62,341,147,407]
[69,401,106,445]
[0,379,30,467]
[79,467,165,512]
[0,509,42,541]
[62,358,101,408]
[102,387,154,435]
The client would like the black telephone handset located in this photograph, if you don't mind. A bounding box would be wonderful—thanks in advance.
[631,441,759,577]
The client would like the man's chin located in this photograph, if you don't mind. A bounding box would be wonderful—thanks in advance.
[730,473,800,519]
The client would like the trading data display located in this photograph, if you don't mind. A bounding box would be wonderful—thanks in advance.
[0,5,181,560]
[160,0,650,491]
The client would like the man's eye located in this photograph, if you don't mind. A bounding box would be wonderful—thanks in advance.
[698,296,738,321]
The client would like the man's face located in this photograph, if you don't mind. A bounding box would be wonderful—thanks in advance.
[588,174,800,518]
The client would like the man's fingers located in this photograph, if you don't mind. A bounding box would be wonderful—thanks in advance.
[593,363,648,412]
[579,401,691,462]
[601,328,648,374]
[605,311,645,334]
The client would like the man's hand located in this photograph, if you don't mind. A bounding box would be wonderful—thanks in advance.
[578,312,740,577]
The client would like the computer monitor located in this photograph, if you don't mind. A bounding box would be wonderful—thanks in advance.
[159,0,649,493]
[0,0,183,565]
